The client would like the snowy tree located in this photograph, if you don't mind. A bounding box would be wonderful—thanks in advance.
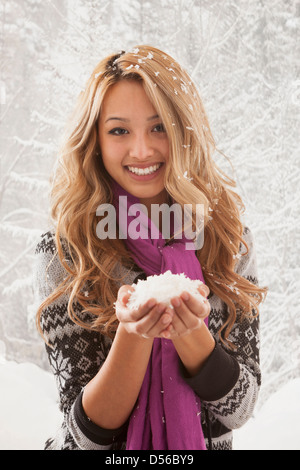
[0,0,299,405]
[0,0,69,365]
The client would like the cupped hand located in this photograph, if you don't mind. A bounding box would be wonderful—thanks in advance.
[115,285,173,339]
[162,284,211,339]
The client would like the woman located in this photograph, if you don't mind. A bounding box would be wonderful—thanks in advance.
[34,45,266,450]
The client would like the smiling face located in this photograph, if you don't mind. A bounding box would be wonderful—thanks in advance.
[98,80,169,211]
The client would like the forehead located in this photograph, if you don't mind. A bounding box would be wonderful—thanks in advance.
[101,80,157,117]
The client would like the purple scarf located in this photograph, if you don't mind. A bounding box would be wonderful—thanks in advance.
[113,182,207,450]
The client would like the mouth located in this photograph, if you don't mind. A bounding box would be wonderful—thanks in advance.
[126,162,164,176]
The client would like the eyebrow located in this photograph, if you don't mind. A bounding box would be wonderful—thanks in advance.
[105,114,159,123]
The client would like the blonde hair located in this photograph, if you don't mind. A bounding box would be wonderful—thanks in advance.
[37,46,267,348]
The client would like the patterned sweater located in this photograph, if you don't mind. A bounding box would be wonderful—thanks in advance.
[33,227,261,450]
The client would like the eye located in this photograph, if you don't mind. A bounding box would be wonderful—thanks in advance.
[108,127,129,136]
[152,123,166,133]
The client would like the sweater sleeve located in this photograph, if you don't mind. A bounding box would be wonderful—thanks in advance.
[33,231,126,450]
[181,226,262,430]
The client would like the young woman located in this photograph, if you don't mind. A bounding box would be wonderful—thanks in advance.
[34,45,266,450]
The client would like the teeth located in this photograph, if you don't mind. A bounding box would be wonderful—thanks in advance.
[127,163,162,175]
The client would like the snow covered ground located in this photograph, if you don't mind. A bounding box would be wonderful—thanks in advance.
[234,378,300,450]
[0,358,299,450]
[0,359,62,450]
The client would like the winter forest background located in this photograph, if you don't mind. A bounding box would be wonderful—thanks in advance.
[0,0,299,449]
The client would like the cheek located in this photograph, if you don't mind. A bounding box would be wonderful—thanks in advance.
[100,139,122,167]
[154,139,169,161]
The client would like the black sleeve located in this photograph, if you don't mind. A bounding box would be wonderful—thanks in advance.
[179,342,240,402]
[73,391,128,446]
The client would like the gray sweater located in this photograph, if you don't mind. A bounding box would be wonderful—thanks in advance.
[33,226,261,450]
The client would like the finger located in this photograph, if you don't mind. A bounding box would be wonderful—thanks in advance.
[159,323,174,339]
[179,291,211,319]
[117,297,157,323]
[198,283,210,298]
[135,303,171,336]
[145,307,173,337]
[117,284,135,306]
[168,299,191,334]
[170,297,203,333]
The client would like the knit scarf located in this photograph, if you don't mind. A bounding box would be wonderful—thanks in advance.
[113,182,207,450]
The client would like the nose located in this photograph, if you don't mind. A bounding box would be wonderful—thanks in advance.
[129,133,154,160]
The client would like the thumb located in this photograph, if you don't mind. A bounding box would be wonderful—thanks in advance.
[118,284,135,305]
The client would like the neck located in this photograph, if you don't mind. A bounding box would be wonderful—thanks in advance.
[139,189,170,213]
[139,190,171,233]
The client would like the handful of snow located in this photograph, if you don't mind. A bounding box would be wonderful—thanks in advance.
[127,270,205,309]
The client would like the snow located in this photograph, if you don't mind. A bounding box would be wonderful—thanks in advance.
[0,357,299,450]
[127,271,205,310]
[234,379,300,450]
[0,360,62,450]
[0,0,299,452]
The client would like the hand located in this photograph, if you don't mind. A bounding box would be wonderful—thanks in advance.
[115,285,173,339]
[162,285,211,339]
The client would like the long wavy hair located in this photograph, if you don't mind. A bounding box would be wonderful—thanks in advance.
[36,45,267,348]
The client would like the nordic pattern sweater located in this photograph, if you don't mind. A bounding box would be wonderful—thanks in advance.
[33,226,261,450]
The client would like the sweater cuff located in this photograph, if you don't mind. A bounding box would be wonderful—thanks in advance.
[179,342,240,402]
[73,391,128,445]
